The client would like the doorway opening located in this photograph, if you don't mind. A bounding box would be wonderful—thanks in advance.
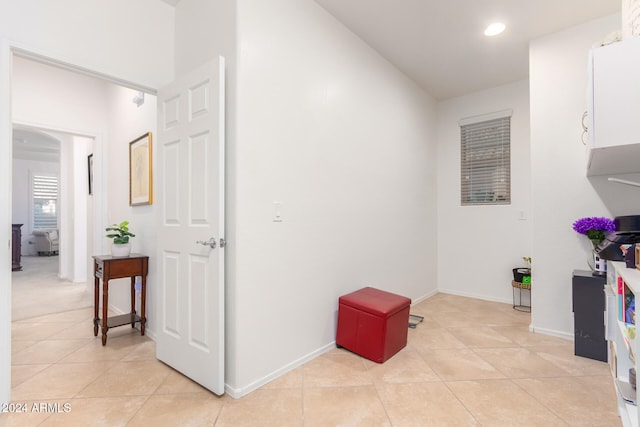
[11,124,94,320]
[8,53,154,321]
[1,42,159,405]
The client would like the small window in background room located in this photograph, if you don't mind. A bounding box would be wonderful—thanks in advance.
[33,175,58,229]
[460,110,512,206]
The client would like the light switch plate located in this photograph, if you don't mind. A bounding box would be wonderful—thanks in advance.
[272,202,283,222]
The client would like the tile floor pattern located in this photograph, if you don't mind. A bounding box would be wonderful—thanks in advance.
[2,293,621,426]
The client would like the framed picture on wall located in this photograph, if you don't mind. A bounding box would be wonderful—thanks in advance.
[87,153,94,195]
[129,132,153,206]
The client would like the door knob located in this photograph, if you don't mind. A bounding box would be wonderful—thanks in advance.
[196,238,217,249]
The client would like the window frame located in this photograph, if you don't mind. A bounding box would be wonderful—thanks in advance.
[459,110,512,206]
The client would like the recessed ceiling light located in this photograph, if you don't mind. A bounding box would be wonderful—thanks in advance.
[484,22,506,37]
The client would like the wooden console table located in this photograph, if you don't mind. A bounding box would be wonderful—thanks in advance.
[93,254,149,345]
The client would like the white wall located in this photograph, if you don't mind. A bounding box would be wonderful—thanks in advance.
[103,85,158,324]
[55,131,92,282]
[227,0,437,396]
[71,136,92,281]
[12,58,107,284]
[437,80,532,303]
[12,57,109,135]
[529,14,629,338]
[12,57,110,275]
[12,158,59,256]
[0,0,174,90]
[174,0,236,77]
[57,132,75,281]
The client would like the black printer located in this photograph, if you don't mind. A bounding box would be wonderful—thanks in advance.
[596,215,640,261]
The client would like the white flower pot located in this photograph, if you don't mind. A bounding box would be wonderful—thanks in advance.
[111,242,131,257]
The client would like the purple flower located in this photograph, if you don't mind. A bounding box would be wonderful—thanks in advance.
[572,216,616,246]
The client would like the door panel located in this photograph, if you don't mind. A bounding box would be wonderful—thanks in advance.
[155,57,225,395]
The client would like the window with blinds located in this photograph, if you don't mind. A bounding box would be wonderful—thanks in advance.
[33,175,58,229]
[460,112,511,206]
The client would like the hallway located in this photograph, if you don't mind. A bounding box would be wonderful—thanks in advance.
[12,255,90,321]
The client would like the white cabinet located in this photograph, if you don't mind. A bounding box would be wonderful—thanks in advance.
[587,37,640,176]
[607,261,640,427]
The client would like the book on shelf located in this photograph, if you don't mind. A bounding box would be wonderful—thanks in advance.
[619,276,625,322]
[617,276,636,325]
[625,280,636,325]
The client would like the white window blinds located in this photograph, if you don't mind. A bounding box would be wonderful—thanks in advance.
[460,112,511,206]
[33,175,58,229]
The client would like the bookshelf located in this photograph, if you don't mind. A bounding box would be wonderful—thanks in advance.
[607,261,640,427]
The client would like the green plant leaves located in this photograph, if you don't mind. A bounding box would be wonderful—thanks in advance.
[105,221,135,244]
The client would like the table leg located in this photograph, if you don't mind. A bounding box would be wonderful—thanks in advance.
[93,269,99,337]
[102,280,109,345]
[141,273,146,336]
[131,276,136,328]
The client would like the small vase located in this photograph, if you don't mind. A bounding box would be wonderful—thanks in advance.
[111,242,131,257]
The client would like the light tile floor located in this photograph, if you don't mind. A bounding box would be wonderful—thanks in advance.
[2,292,621,426]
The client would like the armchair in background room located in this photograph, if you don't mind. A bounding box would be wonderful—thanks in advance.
[32,229,59,256]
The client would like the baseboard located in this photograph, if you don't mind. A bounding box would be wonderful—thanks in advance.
[410,289,438,306]
[224,341,336,399]
[437,288,512,305]
[528,324,572,341]
[143,328,156,341]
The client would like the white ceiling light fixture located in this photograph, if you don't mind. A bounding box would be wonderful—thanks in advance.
[484,22,506,37]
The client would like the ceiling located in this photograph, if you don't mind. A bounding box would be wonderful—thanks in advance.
[313,0,620,99]
[167,1,617,99]
[13,127,60,162]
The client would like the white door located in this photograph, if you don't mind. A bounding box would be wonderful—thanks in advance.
[155,57,225,395]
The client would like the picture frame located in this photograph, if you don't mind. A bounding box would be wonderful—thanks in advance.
[87,153,94,195]
[129,132,153,206]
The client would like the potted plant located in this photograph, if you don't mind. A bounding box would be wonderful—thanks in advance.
[106,221,135,257]
[572,216,616,249]
[572,216,616,275]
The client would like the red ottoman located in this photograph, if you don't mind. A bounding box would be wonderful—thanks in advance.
[336,287,411,363]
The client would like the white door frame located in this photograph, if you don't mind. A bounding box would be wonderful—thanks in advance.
[0,39,156,405]
[1,38,14,407]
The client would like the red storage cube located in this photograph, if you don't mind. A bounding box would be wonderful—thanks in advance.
[336,287,411,363]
